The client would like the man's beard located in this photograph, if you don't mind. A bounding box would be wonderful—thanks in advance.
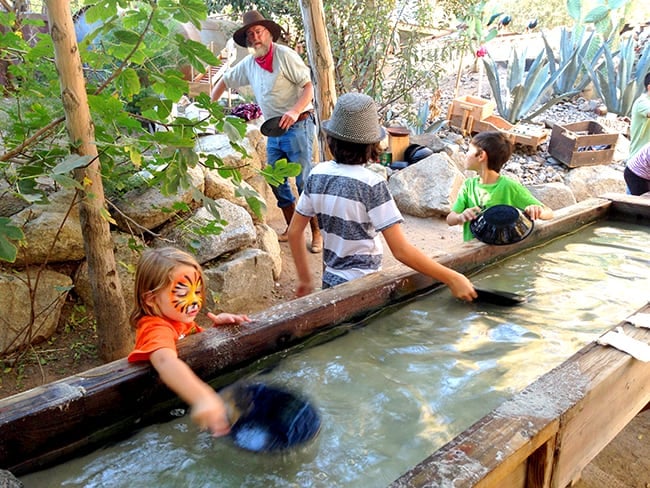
[248,43,270,58]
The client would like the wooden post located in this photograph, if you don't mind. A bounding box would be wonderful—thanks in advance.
[299,0,336,161]
[46,0,131,360]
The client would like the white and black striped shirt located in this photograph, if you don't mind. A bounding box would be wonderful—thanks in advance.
[296,161,403,287]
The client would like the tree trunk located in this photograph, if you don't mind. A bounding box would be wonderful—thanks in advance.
[46,0,131,361]
[299,0,336,161]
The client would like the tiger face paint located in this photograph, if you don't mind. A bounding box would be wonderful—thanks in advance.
[150,264,204,324]
[170,269,203,315]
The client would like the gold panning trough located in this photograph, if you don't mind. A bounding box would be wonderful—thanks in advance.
[1,195,649,487]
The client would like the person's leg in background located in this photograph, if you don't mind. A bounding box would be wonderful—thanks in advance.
[284,116,322,253]
[266,136,296,242]
[624,166,650,196]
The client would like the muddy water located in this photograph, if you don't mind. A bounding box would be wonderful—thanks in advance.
[23,222,650,487]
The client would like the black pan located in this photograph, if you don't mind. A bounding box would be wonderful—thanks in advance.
[260,116,286,137]
[221,382,321,453]
[473,287,528,306]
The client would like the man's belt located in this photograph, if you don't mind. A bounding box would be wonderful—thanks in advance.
[296,110,314,122]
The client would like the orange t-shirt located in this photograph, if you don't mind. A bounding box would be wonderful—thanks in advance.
[127,315,204,363]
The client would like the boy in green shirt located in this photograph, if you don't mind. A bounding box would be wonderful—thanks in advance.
[447,131,553,242]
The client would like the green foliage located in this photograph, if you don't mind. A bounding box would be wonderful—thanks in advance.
[484,0,573,33]
[0,218,24,263]
[585,37,650,116]
[482,48,570,123]
[324,0,453,116]
[457,0,499,51]
[209,0,464,123]
[259,158,302,187]
[566,0,633,43]
[0,0,295,262]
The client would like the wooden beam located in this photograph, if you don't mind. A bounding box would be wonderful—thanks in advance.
[552,320,650,486]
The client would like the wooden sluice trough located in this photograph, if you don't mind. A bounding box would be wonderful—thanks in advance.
[1,194,650,486]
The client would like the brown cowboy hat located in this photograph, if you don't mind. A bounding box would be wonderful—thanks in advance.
[233,10,283,48]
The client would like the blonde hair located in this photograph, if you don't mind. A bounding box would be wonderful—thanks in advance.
[130,247,205,328]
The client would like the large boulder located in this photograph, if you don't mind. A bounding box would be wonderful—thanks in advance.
[255,223,282,280]
[388,153,465,217]
[113,165,205,232]
[154,200,256,264]
[204,248,276,314]
[0,269,72,354]
[10,189,85,265]
[528,182,577,210]
[564,165,626,202]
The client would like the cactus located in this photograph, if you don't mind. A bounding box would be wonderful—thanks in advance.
[543,27,600,97]
[585,37,650,116]
[482,47,570,124]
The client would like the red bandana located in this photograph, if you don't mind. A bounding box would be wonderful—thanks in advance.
[254,43,274,73]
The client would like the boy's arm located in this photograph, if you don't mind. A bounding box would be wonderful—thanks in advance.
[382,224,477,301]
[524,204,554,220]
[287,212,313,297]
[150,348,230,437]
[447,207,481,226]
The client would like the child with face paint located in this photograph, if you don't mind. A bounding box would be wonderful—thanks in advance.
[128,247,251,436]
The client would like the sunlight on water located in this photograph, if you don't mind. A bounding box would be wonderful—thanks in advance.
[23,222,650,488]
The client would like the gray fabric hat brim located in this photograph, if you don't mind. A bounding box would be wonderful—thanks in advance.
[322,120,385,144]
[320,93,386,145]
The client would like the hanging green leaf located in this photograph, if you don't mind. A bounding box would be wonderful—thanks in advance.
[0,218,25,263]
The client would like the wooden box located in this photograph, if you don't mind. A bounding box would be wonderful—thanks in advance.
[508,122,549,147]
[448,113,548,148]
[448,95,495,122]
[548,121,618,167]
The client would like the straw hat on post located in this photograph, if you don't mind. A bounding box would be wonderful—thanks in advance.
[233,10,283,47]
[322,93,386,144]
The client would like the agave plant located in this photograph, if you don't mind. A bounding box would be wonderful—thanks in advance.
[482,47,570,124]
[542,27,600,97]
[586,37,650,116]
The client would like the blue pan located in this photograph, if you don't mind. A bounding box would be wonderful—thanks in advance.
[221,382,321,453]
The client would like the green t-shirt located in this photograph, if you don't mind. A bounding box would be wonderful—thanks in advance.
[451,175,543,241]
[630,93,650,158]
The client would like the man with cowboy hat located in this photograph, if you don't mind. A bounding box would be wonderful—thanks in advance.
[210,10,322,253]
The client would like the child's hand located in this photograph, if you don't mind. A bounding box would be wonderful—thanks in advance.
[295,279,314,298]
[459,206,481,223]
[447,271,477,302]
[207,312,252,326]
[191,391,231,437]
[524,205,543,220]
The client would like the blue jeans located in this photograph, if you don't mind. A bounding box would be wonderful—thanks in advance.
[266,115,315,208]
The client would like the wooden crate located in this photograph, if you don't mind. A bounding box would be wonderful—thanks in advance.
[447,95,496,133]
[448,95,495,125]
[448,113,548,148]
[548,121,618,167]
[508,122,549,147]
